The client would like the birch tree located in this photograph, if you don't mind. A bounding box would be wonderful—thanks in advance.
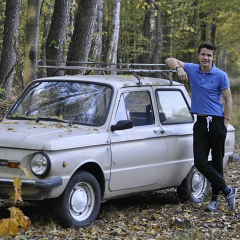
[89,0,104,62]
[141,0,163,64]
[106,0,120,68]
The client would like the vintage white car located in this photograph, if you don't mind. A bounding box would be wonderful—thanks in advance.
[0,64,237,227]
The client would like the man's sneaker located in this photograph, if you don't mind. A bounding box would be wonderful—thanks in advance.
[205,201,218,212]
[226,188,238,211]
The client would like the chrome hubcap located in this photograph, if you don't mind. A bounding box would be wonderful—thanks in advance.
[69,182,95,221]
[71,186,88,213]
[191,170,207,199]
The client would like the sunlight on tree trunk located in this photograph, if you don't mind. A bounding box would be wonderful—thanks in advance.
[106,0,120,73]
[89,0,104,62]
[23,0,42,85]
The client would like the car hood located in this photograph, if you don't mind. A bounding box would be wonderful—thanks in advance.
[0,121,109,150]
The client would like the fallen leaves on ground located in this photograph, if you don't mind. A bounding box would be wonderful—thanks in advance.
[0,166,32,239]
[0,160,239,240]
[0,207,31,239]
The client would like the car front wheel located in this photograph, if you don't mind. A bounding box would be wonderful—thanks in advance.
[52,170,101,227]
[177,166,210,203]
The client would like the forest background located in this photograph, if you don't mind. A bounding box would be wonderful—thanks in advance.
[0,1,240,239]
[0,0,240,100]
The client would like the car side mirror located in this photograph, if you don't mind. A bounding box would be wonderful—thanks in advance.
[111,120,133,131]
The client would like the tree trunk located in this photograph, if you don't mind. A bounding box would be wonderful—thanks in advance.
[156,6,163,63]
[0,1,6,57]
[142,0,162,65]
[89,0,104,62]
[149,0,157,63]
[210,23,216,45]
[66,0,98,75]
[106,0,120,70]
[23,0,42,85]
[0,0,22,100]
[38,3,52,78]
[199,11,207,42]
[142,4,150,64]
[151,1,162,64]
[46,0,71,76]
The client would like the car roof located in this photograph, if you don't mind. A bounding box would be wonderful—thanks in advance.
[33,74,183,89]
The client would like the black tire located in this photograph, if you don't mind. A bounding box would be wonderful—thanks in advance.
[52,170,101,227]
[177,166,210,203]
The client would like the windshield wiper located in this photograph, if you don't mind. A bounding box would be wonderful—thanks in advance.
[8,115,40,123]
[37,116,73,126]
[8,115,74,125]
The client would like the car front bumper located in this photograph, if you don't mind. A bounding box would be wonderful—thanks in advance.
[0,177,62,200]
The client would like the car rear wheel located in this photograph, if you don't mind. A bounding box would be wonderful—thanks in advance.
[177,166,210,203]
[52,170,101,227]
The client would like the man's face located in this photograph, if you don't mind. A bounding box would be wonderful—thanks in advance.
[198,48,214,70]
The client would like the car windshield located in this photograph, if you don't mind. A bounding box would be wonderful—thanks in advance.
[7,81,112,126]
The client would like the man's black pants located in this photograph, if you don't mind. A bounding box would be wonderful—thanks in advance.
[193,115,228,196]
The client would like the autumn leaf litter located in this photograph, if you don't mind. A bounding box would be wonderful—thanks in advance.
[0,156,240,240]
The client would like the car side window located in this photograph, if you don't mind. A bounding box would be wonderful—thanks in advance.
[114,91,154,126]
[156,90,193,124]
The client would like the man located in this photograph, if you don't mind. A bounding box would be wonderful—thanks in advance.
[165,41,237,212]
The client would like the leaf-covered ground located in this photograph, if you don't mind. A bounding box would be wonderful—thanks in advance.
[1,80,240,240]
[1,155,239,240]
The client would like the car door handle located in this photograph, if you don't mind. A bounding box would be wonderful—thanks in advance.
[153,129,165,134]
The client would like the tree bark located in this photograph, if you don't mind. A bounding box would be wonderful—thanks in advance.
[0,0,22,100]
[89,0,104,62]
[0,1,6,56]
[23,0,42,85]
[46,0,71,76]
[142,0,162,64]
[66,0,98,75]
[106,0,120,70]
[149,1,162,64]
[210,23,216,45]
[38,2,52,78]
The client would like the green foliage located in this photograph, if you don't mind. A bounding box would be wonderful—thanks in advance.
[49,40,60,49]
[0,88,6,98]
[1,0,240,88]
[116,0,240,73]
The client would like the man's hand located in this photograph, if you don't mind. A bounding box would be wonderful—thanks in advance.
[224,118,229,129]
[177,67,188,82]
[165,58,188,82]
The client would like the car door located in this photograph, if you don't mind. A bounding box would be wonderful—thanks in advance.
[155,88,195,186]
[109,88,167,191]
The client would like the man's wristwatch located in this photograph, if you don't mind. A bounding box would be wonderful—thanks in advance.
[176,66,182,71]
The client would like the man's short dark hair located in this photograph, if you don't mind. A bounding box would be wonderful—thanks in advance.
[198,42,216,55]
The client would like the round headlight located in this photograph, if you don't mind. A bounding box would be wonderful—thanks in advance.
[31,153,51,178]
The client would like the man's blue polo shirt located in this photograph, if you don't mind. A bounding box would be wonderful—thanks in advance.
[184,63,230,117]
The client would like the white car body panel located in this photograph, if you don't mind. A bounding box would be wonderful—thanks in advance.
[0,74,236,202]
